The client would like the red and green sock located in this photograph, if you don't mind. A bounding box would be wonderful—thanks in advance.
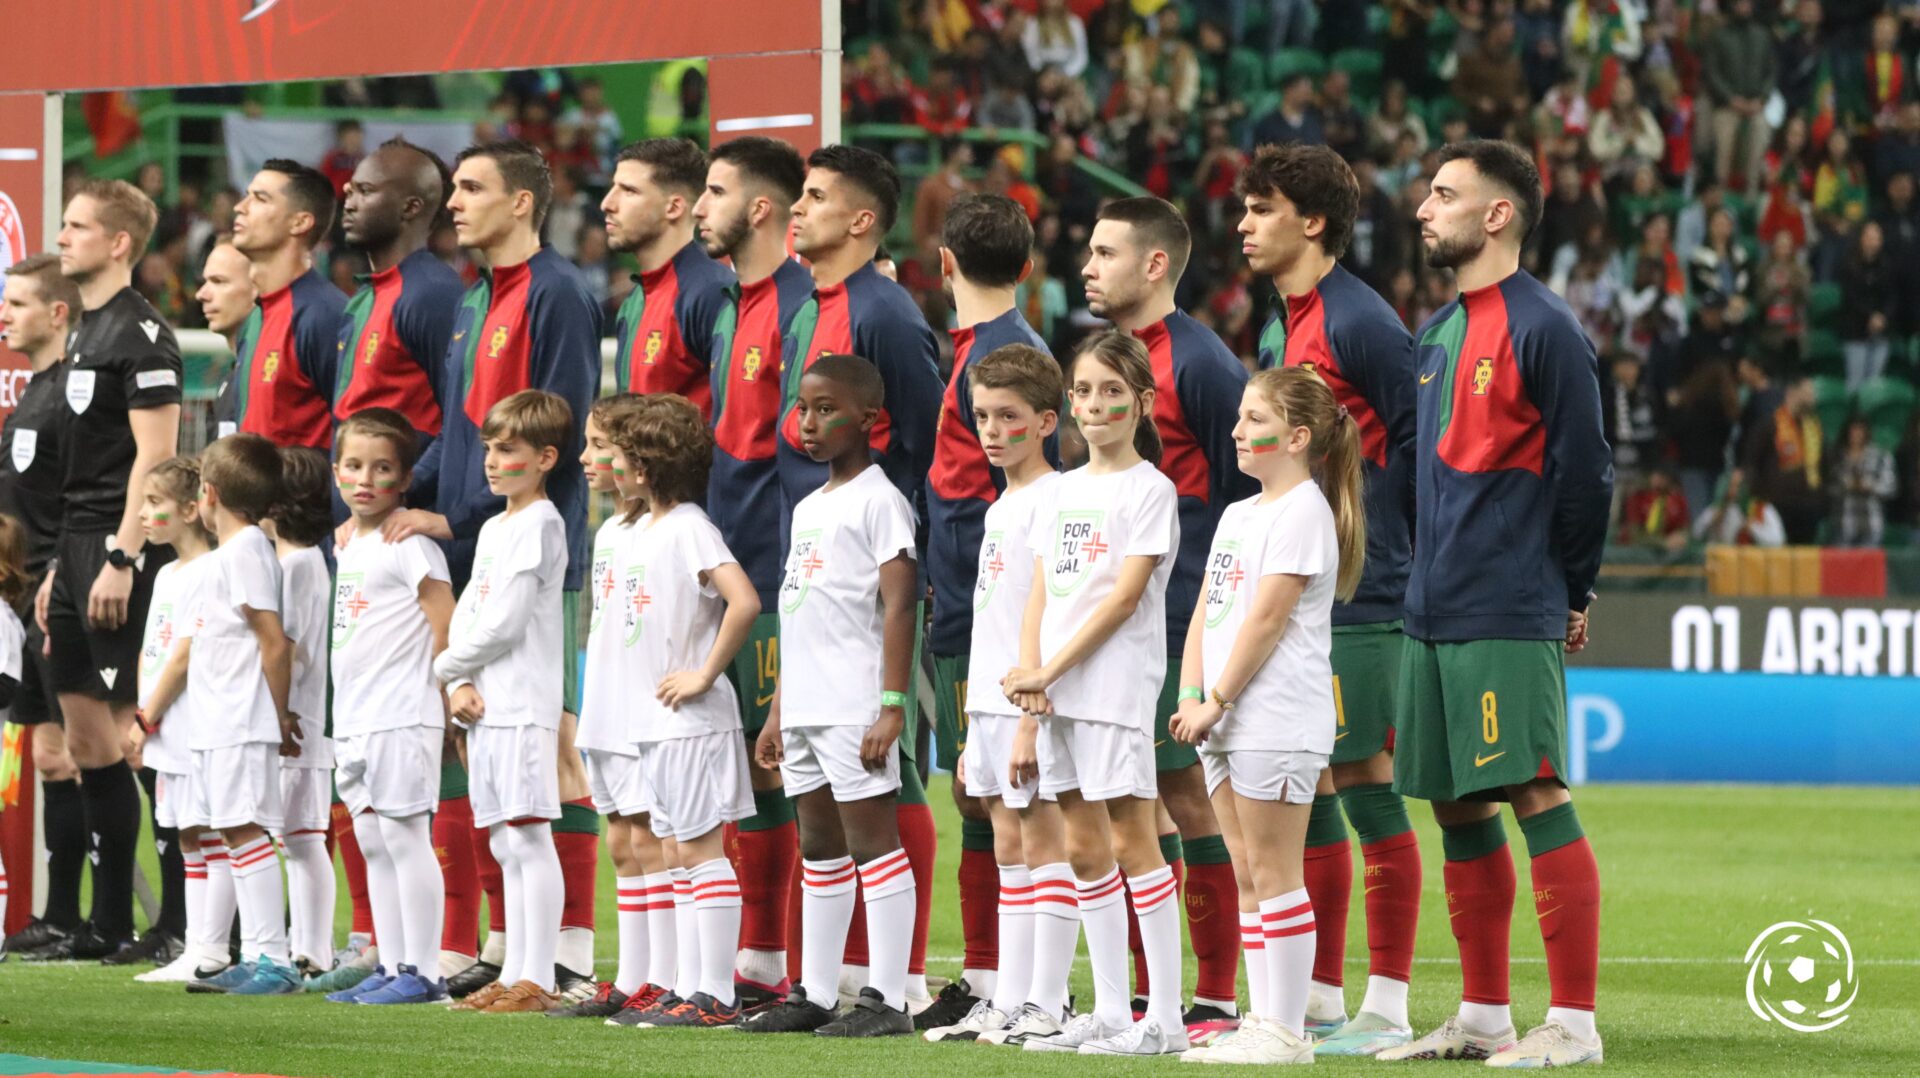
[1304,793,1352,992]
[1183,833,1241,1008]
[332,799,374,939]
[729,786,797,977]
[1340,783,1421,985]
[1441,813,1515,1008]
[435,794,481,956]
[1519,802,1599,1014]
[958,816,1000,986]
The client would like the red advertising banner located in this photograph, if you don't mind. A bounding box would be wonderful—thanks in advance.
[0,0,819,94]
[0,93,45,416]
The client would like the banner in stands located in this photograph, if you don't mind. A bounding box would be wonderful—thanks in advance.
[0,94,46,410]
[221,115,474,198]
[1568,594,1920,677]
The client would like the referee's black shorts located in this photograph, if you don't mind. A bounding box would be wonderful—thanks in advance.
[45,530,171,705]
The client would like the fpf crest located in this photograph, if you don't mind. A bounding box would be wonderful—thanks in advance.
[362,331,381,365]
[741,345,764,381]
[1472,357,1493,396]
[261,350,280,383]
[488,325,510,359]
[643,330,664,365]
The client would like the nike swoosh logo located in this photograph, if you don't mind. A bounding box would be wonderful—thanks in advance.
[1365,884,1388,894]
[1537,905,1562,919]
[1419,372,1438,384]
[1334,731,1350,741]
[755,692,776,707]
[1474,751,1506,767]
[1154,739,1166,748]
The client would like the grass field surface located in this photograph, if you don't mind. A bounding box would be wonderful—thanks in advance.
[0,781,1914,1076]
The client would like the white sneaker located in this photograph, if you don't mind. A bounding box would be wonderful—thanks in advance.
[1314,1010,1412,1056]
[924,999,1009,1042]
[1375,1015,1518,1062]
[1024,1012,1128,1053]
[1199,1016,1315,1065]
[1485,1020,1603,1068]
[981,1002,1064,1046]
[136,951,206,984]
[1079,1015,1191,1057]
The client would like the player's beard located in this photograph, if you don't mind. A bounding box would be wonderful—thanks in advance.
[700,212,750,259]
[608,218,664,255]
[1424,228,1484,271]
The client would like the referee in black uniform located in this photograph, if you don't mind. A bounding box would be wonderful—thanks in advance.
[38,179,181,959]
[0,254,88,959]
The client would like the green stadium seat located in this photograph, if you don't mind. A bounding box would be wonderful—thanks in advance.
[1856,375,1917,452]
[1332,49,1383,102]
[1368,5,1391,36]
[1811,374,1853,440]
[1227,48,1266,99]
[1268,48,1326,87]
[1808,282,1844,330]
[1803,328,1845,377]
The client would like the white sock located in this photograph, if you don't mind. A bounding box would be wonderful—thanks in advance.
[0,850,9,938]
[557,926,595,979]
[280,831,335,968]
[507,823,562,992]
[989,864,1033,1012]
[229,834,289,964]
[1076,867,1131,1027]
[1360,974,1411,1029]
[1127,865,1183,1029]
[690,858,743,1004]
[378,812,443,976]
[353,811,404,974]
[613,875,651,994]
[1026,862,1079,1017]
[735,947,787,987]
[905,970,927,1002]
[640,871,677,990]
[487,826,522,984]
[857,850,914,1010]
[1240,910,1270,1018]
[1460,1000,1514,1036]
[799,856,857,1006]
[962,968,998,1001]
[479,925,507,969]
[669,866,699,999]
[1546,1006,1597,1042]
[1261,889,1315,1038]
[179,842,206,963]
[1309,977,1347,1021]
[198,837,236,966]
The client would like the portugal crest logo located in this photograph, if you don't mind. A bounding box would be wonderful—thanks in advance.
[741,345,764,381]
[643,330,664,365]
[362,331,381,366]
[487,325,510,359]
[1472,357,1494,396]
[1047,510,1108,597]
[261,350,280,383]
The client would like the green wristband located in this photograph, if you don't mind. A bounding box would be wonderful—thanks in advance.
[1178,686,1205,702]
[880,690,909,709]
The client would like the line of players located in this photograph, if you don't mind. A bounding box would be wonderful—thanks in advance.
[0,129,1610,1065]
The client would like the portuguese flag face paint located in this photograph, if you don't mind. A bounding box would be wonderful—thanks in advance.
[1250,436,1281,454]
[498,464,528,478]
[374,477,400,491]
[825,416,853,432]
[1108,404,1130,419]
[1007,426,1030,444]
[151,511,171,525]
[593,455,614,473]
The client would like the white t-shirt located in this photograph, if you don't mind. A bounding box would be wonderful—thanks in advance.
[1200,483,1339,754]
[1030,461,1178,731]
[434,500,566,730]
[966,471,1060,719]
[623,503,745,743]
[280,546,333,769]
[138,557,206,774]
[187,525,285,750]
[577,512,640,753]
[0,603,23,730]
[778,466,917,729]
[333,530,451,737]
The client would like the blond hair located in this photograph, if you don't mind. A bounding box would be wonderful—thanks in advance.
[1248,366,1367,601]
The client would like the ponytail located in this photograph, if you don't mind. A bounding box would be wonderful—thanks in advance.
[1071,329,1163,466]
[1248,366,1368,600]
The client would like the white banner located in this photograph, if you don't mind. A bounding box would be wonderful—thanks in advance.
[221,115,474,191]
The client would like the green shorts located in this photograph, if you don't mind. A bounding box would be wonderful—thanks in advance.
[440,750,469,800]
[1393,638,1568,803]
[1154,661,1200,772]
[933,653,969,771]
[724,612,780,737]
[562,589,581,716]
[1331,621,1406,766]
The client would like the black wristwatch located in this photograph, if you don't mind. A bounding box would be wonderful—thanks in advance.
[106,547,137,571]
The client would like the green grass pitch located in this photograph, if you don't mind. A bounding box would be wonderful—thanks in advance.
[1,781,1915,1076]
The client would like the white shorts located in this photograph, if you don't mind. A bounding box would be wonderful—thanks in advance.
[961,712,1047,809]
[781,724,901,803]
[640,731,754,841]
[468,723,561,829]
[193,744,284,832]
[586,747,650,819]
[277,765,332,835]
[153,769,202,831]
[336,727,443,818]
[1201,746,1327,804]
[1037,718,1157,802]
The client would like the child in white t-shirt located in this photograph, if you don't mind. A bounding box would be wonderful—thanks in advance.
[1169,366,1363,1063]
[1003,331,1184,1056]
[183,433,297,995]
[327,408,457,1005]
[266,446,338,977]
[0,517,28,952]
[128,458,228,984]
[740,355,919,1038]
[602,393,760,1026]
[924,343,1073,1045]
[568,393,677,1019]
[434,390,571,1015]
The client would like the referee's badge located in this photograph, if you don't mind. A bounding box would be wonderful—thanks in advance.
[11,428,35,472]
[66,369,95,414]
